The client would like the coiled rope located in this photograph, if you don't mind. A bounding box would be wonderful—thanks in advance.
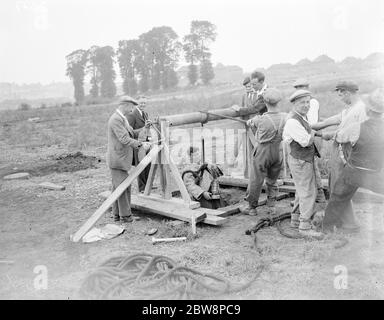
[79,253,263,300]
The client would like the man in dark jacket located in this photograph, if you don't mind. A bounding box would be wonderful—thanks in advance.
[126,95,152,192]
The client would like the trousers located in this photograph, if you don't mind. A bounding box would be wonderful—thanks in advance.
[288,155,317,230]
[110,168,132,218]
[246,142,281,207]
[324,165,384,229]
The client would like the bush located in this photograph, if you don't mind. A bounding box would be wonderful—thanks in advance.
[40,103,47,109]
[18,103,31,111]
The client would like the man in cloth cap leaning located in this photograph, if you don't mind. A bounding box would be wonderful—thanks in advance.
[312,80,368,231]
[322,88,384,231]
[106,96,151,223]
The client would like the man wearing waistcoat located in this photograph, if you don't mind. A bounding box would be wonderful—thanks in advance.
[107,96,151,222]
[282,90,324,239]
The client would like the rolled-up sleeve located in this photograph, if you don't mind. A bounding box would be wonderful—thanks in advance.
[283,119,312,147]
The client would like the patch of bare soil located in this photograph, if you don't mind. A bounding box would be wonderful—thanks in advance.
[0,151,101,179]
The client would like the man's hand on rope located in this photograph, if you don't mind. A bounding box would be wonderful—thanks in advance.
[142,142,151,151]
[231,104,241,112]
[203,191,212,200]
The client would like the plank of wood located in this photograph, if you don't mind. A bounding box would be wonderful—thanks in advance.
[284,178,329,190]
[131,195,206,223]
[39,182,65,191]
[202,215,227,225]
[136,193,200,210]
[162,143,195,206]
[3,172,30,180]
[71,145,163,243]
[143,163,158,196]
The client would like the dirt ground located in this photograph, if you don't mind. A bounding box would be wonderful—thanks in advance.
[1,143,384,300]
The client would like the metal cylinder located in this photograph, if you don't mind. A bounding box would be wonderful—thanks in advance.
[159,106,256,127]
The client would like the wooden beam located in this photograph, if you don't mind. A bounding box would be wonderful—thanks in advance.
[71,145,163,242]
[143,163,158,196]
[130,195,206,223]
[162,143,195,206]
[137,193,200,210]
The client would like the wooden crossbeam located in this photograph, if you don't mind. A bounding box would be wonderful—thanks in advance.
[130,195,207,223]
[71,145,163,242]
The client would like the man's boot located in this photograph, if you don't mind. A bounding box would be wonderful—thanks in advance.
[299,221,324,239]
[242,205,258,216]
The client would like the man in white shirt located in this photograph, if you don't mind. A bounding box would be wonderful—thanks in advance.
[282,89,324,239]
[311,81,368,231]
[293,78,326,203]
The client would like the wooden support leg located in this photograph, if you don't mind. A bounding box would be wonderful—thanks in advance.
[160,120,172,200]
[144,163,158,196]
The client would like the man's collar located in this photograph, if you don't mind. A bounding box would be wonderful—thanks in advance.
[135,106,143,116]
[293,110,309,123]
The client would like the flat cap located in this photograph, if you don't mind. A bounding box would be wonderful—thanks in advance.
[335,80,359,92]
[243,76,251,86]
[263,88,282,105]
[289,89,311,103]
[119,95,138,105]
[293,78,309,88]
[368,88,384,113]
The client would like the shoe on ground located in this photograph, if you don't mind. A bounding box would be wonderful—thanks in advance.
[113,216,120,222]
[299,228,324,240]
[248,208,258,216]
[241,205,257,215]
[120,216,133,223]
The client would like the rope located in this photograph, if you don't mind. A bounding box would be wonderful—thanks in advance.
[79,253,262,300]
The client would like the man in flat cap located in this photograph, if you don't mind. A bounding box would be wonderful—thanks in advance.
[293,78,326,203]
[322,88,384,231]
[242,88,288,216]
[282,90,324,238]
[312,80,368,231]
[107,96,151,222]
[127,95,153,193]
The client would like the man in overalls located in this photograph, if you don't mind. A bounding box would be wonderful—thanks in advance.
[242,88,288,216]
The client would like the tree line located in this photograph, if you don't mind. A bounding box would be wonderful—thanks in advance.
[66,20,217,105]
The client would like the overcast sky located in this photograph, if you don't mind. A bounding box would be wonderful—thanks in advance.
[1,0,383,84]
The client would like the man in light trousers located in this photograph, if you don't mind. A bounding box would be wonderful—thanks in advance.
[283,90,324,239]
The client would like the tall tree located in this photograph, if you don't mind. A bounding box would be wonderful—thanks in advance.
[117,39,142,95]
[140,26,181,91]
[183,20,217,85]
[200,58,214,85]
[98,46,117,98]
[183,33,200,86]
[87,45,101,98]
[66,49,87,105]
